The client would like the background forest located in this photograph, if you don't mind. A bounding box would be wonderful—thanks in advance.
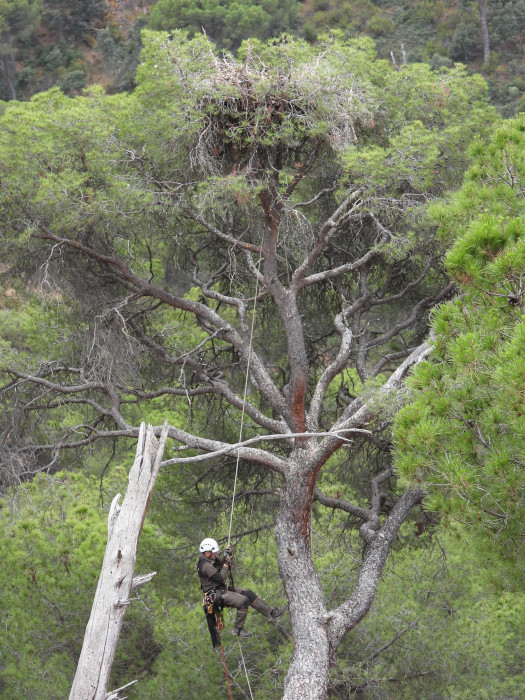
[0,0,525,114]
[0,3,524,700]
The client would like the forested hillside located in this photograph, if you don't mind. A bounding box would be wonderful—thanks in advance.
[1,1,524,115]
[0,6,524,700]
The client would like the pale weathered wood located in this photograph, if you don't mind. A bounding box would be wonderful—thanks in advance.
[69,421,169,700]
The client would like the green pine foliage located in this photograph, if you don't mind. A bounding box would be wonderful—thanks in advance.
[0,466,291,698]
[1,464,522,698]
[0,0,42,99]
[42,0,106,41]
[0,29,522,699]
[2,1,525,117]
[394,114,525,575]
[336,530,525,699]
[299,1,525,116]
[148,0,300,51]
[0,32,495,480]
[0,467,170,698]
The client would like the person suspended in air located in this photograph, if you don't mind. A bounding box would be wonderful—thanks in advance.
[197,537,288,638]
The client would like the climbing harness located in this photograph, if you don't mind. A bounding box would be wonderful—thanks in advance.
[202,589,224,649]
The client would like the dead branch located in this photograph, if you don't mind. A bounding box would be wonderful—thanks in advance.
[69,422,168,700]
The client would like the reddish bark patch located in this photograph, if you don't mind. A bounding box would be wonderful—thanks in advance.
[300,469,318,541]
[291,376,307,435]
[299,437,344,538]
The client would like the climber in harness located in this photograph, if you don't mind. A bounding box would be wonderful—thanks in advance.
[197,537,288,640]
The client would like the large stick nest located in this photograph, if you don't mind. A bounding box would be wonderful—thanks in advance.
[173,45,374,173]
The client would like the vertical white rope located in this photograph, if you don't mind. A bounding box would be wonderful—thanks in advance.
[239,642,254,700]
[224,250,264,697]
[227,257,262,545]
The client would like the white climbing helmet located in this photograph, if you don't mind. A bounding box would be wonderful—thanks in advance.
[199,537,219,553]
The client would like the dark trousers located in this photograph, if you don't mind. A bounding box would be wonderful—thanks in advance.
[219,587,272,629]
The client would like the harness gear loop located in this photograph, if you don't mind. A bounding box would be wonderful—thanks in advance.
[202,589,225,648]
[203,590,221,617]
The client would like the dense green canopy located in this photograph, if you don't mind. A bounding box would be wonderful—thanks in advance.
[394,115,525,575]
[2,30,522,700]
[0,32,495,472]
[149,0,300,50]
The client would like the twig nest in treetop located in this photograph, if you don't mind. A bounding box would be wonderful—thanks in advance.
[5,288,16,297]
[178,47,374,162]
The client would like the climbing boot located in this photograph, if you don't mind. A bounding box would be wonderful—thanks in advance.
[251,597,288,620]
[270,604,289,620]
[250,597,273,617]
[231,627,251,638]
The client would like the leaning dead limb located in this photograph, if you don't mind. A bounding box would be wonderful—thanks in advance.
[69,421,169,700]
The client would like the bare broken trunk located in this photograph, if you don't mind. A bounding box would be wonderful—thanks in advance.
[69,421,168,700]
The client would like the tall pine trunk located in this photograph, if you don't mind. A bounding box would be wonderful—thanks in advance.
[0,32,17,100]
[275,457,331,699]
[274,450,425,698]
[478,0,491,64]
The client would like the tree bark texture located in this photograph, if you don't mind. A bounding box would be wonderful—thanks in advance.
[69,421,168,700]
[0,32,17,100]
[478,0,491,64]
[275,457,331,700]
[275,447,424,699]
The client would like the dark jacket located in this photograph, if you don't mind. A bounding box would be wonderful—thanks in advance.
[197,555,230,593]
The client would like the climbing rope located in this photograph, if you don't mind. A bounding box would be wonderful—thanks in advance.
[239,643,254,700]
[227,253,263,546]
[219,641,233,700]
[197,256,263,697]
[224,253,262,700]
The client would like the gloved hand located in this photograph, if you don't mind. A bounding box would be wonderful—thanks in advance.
[224,544,233,563]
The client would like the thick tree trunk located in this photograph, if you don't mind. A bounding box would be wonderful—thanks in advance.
[275,454,330,700]
[275,448,425,699]
[478,0,491,64]
[0,32,17,100]
[69,421,168,700]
